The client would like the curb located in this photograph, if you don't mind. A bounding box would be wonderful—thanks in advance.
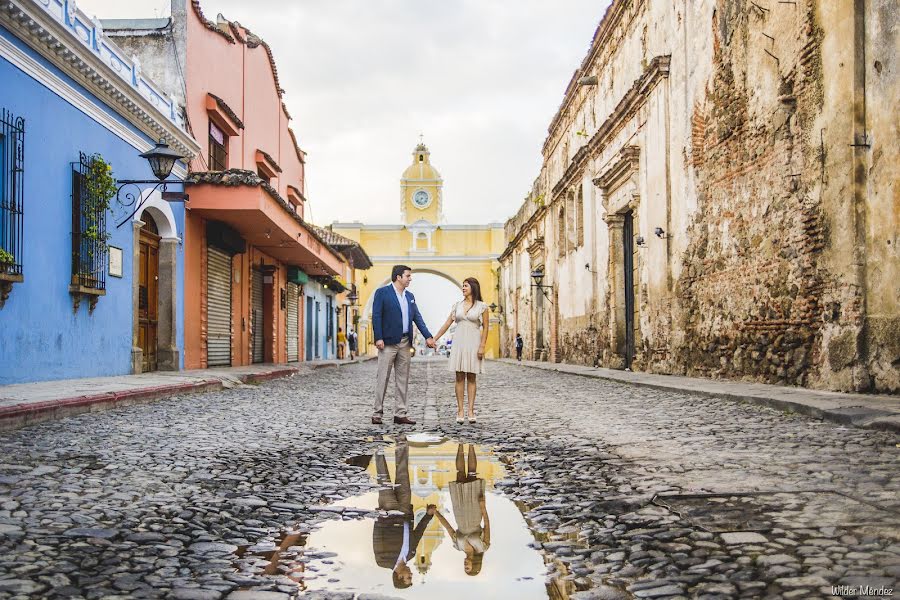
[505,361,900,434]
[0,368,301,432]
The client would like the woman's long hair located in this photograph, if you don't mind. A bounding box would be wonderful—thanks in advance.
[466,551,485,576]
[463,277,483,302]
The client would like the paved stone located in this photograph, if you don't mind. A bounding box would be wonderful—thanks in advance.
[0,358,895,599]
[720,531,768,544]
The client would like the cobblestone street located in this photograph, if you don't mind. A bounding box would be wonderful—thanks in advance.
[1,359,897,599]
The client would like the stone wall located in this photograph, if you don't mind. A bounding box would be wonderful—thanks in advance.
[499,0,898,393]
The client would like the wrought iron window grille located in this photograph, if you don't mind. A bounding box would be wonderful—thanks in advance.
[70,152,108,312]
[0,108,24,309]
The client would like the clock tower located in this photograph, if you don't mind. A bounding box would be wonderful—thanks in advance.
[400,141,442,225]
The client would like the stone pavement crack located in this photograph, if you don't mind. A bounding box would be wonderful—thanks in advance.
[0,359,896,599]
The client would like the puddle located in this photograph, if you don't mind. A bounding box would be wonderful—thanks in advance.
[238,434,569,598]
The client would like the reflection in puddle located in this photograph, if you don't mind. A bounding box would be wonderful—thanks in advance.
[239,435,559,598]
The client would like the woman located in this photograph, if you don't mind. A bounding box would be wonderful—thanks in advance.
[434,444,491,576]
[336,327,347,360]
[432,277,489,424]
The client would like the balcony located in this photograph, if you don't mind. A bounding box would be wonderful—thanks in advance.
[185,170,343,276]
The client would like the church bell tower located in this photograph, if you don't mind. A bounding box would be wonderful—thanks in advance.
[400,141,443,226]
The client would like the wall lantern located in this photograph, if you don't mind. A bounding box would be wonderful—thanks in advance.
[115,139,188,228]
[654,227,668,239]
[347,290,359,305]
[531,268,554,303]
[489,302,502,313]
[530,269,550,289]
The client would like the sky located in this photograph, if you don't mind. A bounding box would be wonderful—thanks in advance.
[78,0,608,227]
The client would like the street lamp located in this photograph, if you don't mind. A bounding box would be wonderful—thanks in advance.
[115,139,187,228]
[531,268,553,302]
[140,139,183,181]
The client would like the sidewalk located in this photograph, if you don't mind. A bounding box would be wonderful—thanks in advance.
[499,358,900,433]
[0,356,375,431]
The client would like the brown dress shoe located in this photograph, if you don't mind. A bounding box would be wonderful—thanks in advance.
[393,416,416,425]
[371,416,383,425]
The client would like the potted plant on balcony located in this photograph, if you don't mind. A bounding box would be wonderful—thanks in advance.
[72,155,115,290]
[0,249,14,275]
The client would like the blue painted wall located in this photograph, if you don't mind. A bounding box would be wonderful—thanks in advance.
[0,26,185,384]
[304,280,336,361]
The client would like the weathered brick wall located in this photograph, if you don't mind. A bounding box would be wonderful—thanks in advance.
[673,2,828,387]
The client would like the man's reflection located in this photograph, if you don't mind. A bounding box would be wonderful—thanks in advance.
[434,443,491,576]
[372,435,435,588]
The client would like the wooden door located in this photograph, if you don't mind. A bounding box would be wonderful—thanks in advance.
[623,211,635,369]
[139,218,160,372]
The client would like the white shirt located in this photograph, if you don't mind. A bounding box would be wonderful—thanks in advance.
[394,521,410,569]
[392,284,410,336]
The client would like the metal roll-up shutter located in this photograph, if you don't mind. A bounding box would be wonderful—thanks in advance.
[207,246,232,367]
[286,282,299,362]
[251,269,265,363]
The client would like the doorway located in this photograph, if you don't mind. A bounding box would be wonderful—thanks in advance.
[623,211,636,369]
[138,215,160,372]
[305,296,314,360]
[251,269,265,363]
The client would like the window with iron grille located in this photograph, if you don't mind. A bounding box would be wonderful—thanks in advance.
[209,121,228,171]
[71,153,108,291]
[0,108,24,278]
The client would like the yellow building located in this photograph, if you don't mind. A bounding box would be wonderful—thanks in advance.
[332,142,505,356]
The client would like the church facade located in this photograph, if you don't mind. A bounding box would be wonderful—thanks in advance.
[332,143,504,357]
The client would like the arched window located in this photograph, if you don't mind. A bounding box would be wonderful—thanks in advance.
[416,232,428,251]
[558,206,566,257]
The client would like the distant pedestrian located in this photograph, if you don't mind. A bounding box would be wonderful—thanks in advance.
[515,333,524,361]
[337,327,347,360]
[348,328,358,359]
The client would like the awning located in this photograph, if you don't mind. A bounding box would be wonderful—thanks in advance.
[185,171,344,276]
[287,266,309,285]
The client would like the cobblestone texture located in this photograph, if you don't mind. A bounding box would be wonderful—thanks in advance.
[0,359,897,599]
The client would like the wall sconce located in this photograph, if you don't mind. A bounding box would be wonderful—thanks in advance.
[530,268,554,303]
[489,302,502,313]
[636,236,647,247]
[654,227,668,239]
[114,139,187,228]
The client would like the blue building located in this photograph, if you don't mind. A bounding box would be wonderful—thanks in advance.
[303,279,339,361]
[0,0,200,384]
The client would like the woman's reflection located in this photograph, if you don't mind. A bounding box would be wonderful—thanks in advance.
[434,443,491,575]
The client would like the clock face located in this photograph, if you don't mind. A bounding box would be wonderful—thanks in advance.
[413,190,431,208]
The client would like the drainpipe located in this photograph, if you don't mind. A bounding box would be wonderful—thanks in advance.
[851,0,870,390]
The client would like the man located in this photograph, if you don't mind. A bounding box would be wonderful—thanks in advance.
[515,333,524,361]
[372,265,435,425]
[347,328,358,359]
[372,435,435,589]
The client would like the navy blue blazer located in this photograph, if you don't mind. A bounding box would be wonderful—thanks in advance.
[372,285,432,345]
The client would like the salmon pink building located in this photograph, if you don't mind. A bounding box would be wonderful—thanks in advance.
[106,1,345,368]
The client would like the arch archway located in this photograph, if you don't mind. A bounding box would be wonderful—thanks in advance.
[358,268,465,352]
[131,190,180,373]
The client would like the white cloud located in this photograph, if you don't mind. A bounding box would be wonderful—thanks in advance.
[79,0,608,225]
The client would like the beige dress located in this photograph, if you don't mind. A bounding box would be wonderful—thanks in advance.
[447,300,487,374]
[449,478,489,551]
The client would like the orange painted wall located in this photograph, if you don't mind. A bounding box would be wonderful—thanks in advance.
[182,2,309,367]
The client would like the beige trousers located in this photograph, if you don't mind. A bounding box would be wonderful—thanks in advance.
[374,337,411,418]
